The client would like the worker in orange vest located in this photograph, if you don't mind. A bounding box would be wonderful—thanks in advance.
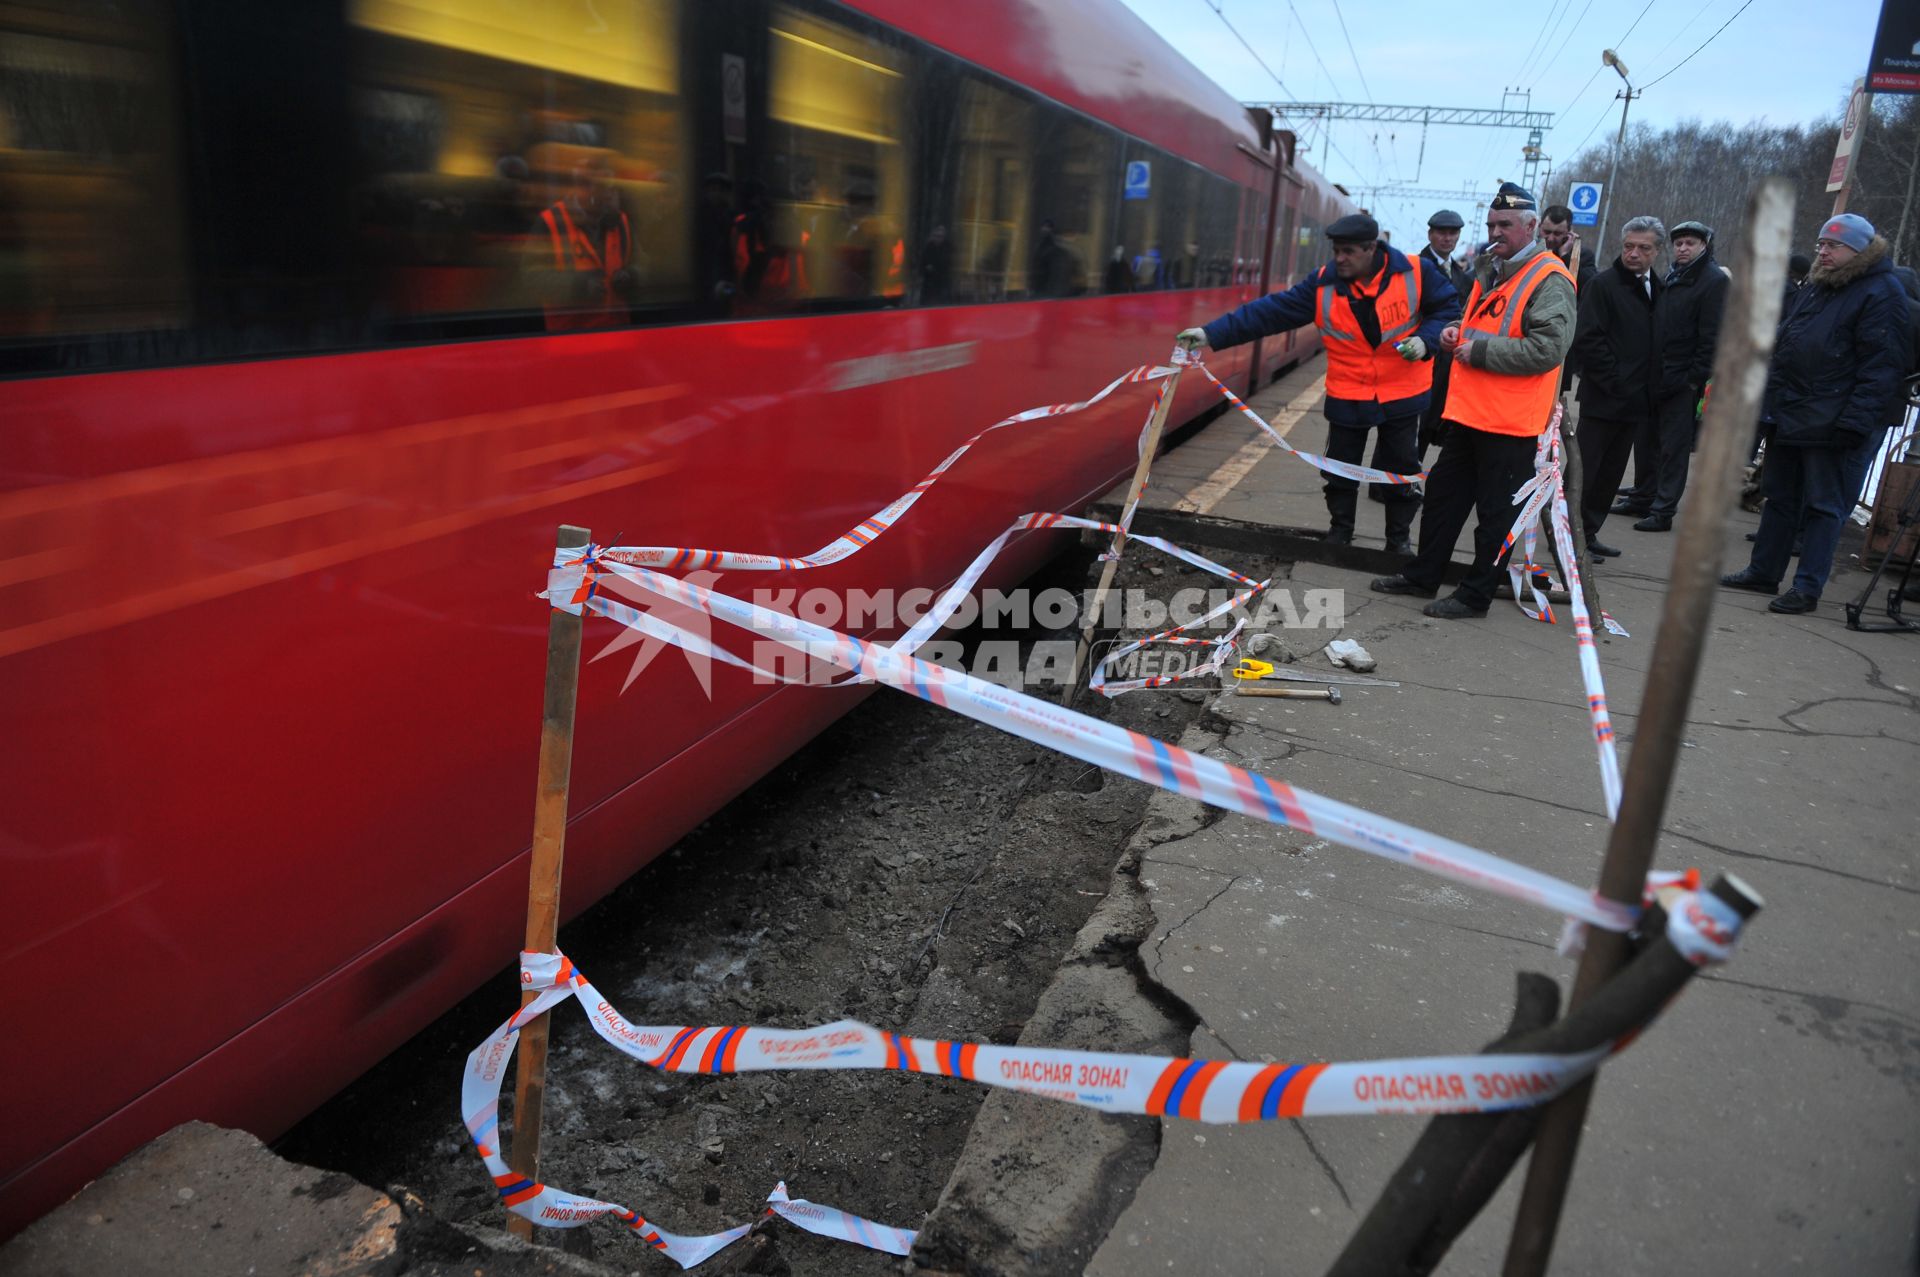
[1371,182,1578,619]
[1179,213,1462,553]
[535,156,636,332]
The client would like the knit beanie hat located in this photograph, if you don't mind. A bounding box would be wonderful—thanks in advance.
[1817,213,1874,253]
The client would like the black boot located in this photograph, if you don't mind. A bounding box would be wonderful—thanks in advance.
[1383,495,1418,558]
[1324,489,1357,545]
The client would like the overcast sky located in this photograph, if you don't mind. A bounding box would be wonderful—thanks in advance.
[1118,0,1881,245]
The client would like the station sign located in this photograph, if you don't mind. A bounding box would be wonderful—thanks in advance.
[1568,182,1601,227]
[1867,0,1920,94]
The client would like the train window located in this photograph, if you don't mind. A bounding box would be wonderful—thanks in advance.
[1194,173,1237,288]
[942,74,1033,303]
[347,0,692,333]
[0,3,190,344]
[1026,110,1111,298]
[763,4,911,308]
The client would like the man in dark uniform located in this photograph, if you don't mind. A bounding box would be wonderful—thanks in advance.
[1415,209,1474,459]
[1176,212,1460,553]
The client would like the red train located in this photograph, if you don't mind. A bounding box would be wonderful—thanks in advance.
[0,0,1356,1234]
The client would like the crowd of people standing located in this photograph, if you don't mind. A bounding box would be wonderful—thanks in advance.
[1179,181,1917,621]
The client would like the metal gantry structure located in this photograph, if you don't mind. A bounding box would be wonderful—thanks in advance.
[1253,99,1555,190]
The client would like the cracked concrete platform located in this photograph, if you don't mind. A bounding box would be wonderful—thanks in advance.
[939,362,1920,1274]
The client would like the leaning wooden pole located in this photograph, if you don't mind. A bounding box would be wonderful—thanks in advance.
[1501,178,1794,1275]
[507,523,590,1239]
[1064,355,1186,704]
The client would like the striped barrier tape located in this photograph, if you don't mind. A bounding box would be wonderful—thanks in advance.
[551,550,1636,933]
[1195,363,1427,487]
[1494,406,1626,820]
[598,362,1174,576]
[468,888,1739,1267]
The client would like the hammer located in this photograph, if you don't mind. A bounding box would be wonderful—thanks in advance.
[1235,684,1341,704]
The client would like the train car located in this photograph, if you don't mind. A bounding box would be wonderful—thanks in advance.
[0,0,1357,1234]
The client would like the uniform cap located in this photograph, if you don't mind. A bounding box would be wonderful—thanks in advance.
[1326,212,1380,244]
[1490,182,1536,211]
[1427,209,1465,230]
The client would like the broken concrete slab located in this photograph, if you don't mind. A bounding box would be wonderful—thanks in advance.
[0,1122,625,1277]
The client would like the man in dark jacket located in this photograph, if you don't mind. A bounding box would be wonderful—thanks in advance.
[1572,215,1666,556]
[1722,213,1914,613]
[1415,209,1475,458]
[1630,219,1730,532]
[1178,213,1461,552]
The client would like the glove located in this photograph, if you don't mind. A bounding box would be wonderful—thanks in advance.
[1175,327,1210,351]
[1396,336,1427,361]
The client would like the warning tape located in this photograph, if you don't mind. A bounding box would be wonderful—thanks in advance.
[1196,363,1427,487]
[1494,405,1627,820]
[553,551,1635,933]
[467,896,1737,1268]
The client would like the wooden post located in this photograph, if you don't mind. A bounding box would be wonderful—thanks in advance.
[1501,178,1794,1276]
[507,523,590,1239]
[1064,361,1186,704]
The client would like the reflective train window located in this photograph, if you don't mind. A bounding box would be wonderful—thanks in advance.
[0,1,190,344]
[1026,109,1112,298]
[946,74,1033,303]
[763,4,911,308]
[348,0,691,332]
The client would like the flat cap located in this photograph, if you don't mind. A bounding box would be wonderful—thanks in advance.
[1670,219,1714,243]
[1427,209,1465,230]
[1326,212,1380,244]
[1490,181,1536,211]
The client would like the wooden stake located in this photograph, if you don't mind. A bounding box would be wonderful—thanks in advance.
[1064,361,1187,704]
[507,523,590,1239]
[1501,178,1794,1276]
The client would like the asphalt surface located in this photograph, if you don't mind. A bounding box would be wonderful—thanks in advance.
[958,359,1920,1275]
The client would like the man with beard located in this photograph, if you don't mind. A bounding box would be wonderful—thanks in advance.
[1722,213,1913,614]
[1176,213,1460,553]
[1370,183,1578,618]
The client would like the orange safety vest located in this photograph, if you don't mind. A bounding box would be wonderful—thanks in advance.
[539,201,632,332]
[1442,251,1575,437]
[1315,258,1432,405]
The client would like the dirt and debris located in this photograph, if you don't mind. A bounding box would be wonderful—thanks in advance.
[278,546,1283,1276]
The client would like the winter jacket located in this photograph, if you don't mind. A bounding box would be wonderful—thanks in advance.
[1419,244,1473,299]
[1655,249,1730,402]
[1202,243,1462,425]
[1570,256,1660,419]
[1763,236,1914,448]
[1457,241,1578,377]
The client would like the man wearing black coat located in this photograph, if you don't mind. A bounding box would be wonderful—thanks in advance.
[1631,220,1730,531]
[1414,208,1475,458]
[1571,215,1666,556]
[1722,213,1914,614]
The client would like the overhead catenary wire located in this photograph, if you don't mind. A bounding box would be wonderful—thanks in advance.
[1533,0,1601,90]
[1328,0,1374,103]
[1198,0,1381,189]
[1515,0,1578,87]
[1288,0,1347,102]
[1549,0,1660,161]
[1639,0,1755,90]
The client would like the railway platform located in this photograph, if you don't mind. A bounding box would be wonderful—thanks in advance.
[921,359,1920,1273]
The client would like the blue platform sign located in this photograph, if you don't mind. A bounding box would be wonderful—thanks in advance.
[1124,161,1152,201]
[1569,182,1602,227]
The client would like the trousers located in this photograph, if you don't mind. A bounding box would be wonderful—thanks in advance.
[1401,423,1542,610]
[1748,429,1887,598]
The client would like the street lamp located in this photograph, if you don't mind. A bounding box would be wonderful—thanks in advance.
[1593,49,1638,259]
